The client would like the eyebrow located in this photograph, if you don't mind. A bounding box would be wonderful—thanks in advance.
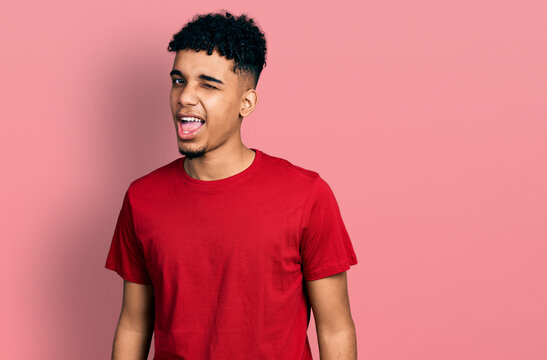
[169,69,224,85]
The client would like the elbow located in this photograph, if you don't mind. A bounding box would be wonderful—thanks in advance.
[316,325,357,360]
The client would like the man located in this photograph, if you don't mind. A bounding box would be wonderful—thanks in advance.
[105,10,358,360]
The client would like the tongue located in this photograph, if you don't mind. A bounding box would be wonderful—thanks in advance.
[181,121,203,132]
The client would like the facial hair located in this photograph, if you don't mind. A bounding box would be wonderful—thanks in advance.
[178,145,208,160]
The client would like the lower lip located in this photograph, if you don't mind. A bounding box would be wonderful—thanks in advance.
[177,121,204,140]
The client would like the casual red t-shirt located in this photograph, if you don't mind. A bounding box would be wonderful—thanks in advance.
[105,148,358,359]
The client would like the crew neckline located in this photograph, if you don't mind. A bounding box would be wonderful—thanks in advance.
[178,148,263,191]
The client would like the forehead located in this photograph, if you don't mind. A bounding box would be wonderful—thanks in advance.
[172,49,236,81]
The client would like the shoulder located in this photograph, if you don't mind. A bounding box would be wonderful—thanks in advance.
[260,151,335,202]
[126,157,182,199]
[259,150,324,187]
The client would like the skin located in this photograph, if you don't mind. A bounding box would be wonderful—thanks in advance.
[110,281,154,359]
[111,47,357,360]
[305,272,358,359]
[169,48,259,181]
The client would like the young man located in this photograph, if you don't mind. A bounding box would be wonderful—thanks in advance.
[105,11,358,360]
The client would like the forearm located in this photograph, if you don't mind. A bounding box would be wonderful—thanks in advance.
[111,321,154,360]
[317,326,357,360]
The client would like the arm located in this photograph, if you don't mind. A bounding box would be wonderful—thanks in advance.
[110,280,155,360]
[305,271,357,360]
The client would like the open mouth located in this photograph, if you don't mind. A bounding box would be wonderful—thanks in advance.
[177,116,205,139]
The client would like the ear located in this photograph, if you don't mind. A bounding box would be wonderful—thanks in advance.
[240,88,258,117]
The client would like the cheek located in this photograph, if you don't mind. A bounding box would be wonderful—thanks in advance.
[204,97,231,118]
[169,92,178,108]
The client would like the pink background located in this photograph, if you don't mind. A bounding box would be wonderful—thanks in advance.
[1,0,546,359]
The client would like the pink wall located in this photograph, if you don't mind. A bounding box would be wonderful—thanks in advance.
[1,0,546,359]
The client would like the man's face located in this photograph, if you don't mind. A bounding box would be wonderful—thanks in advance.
[169,48,253,159]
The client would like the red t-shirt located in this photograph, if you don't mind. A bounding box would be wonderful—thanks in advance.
[105,148,358,359]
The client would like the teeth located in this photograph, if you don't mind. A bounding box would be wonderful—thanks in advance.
[181,116,203,122]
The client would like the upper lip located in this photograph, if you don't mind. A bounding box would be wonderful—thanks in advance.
[177,112,205,122]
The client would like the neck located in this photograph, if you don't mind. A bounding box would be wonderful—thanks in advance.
[184,143,256,181]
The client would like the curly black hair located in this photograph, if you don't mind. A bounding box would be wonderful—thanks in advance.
[167,10,267,88]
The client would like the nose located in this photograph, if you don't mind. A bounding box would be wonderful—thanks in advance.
[177,82,198,106]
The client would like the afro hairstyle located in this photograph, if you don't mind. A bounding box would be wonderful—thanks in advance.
[167,10,267,88]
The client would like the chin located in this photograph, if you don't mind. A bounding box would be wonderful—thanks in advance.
[178,144,208,159]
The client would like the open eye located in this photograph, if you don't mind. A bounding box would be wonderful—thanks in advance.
[172,78,184,85]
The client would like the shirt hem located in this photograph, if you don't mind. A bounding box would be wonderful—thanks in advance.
[303,262,355,281]
[105,261,152,285]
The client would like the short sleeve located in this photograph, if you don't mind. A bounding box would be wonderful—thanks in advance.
[299,176,358,281]
[104,190,152,285]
